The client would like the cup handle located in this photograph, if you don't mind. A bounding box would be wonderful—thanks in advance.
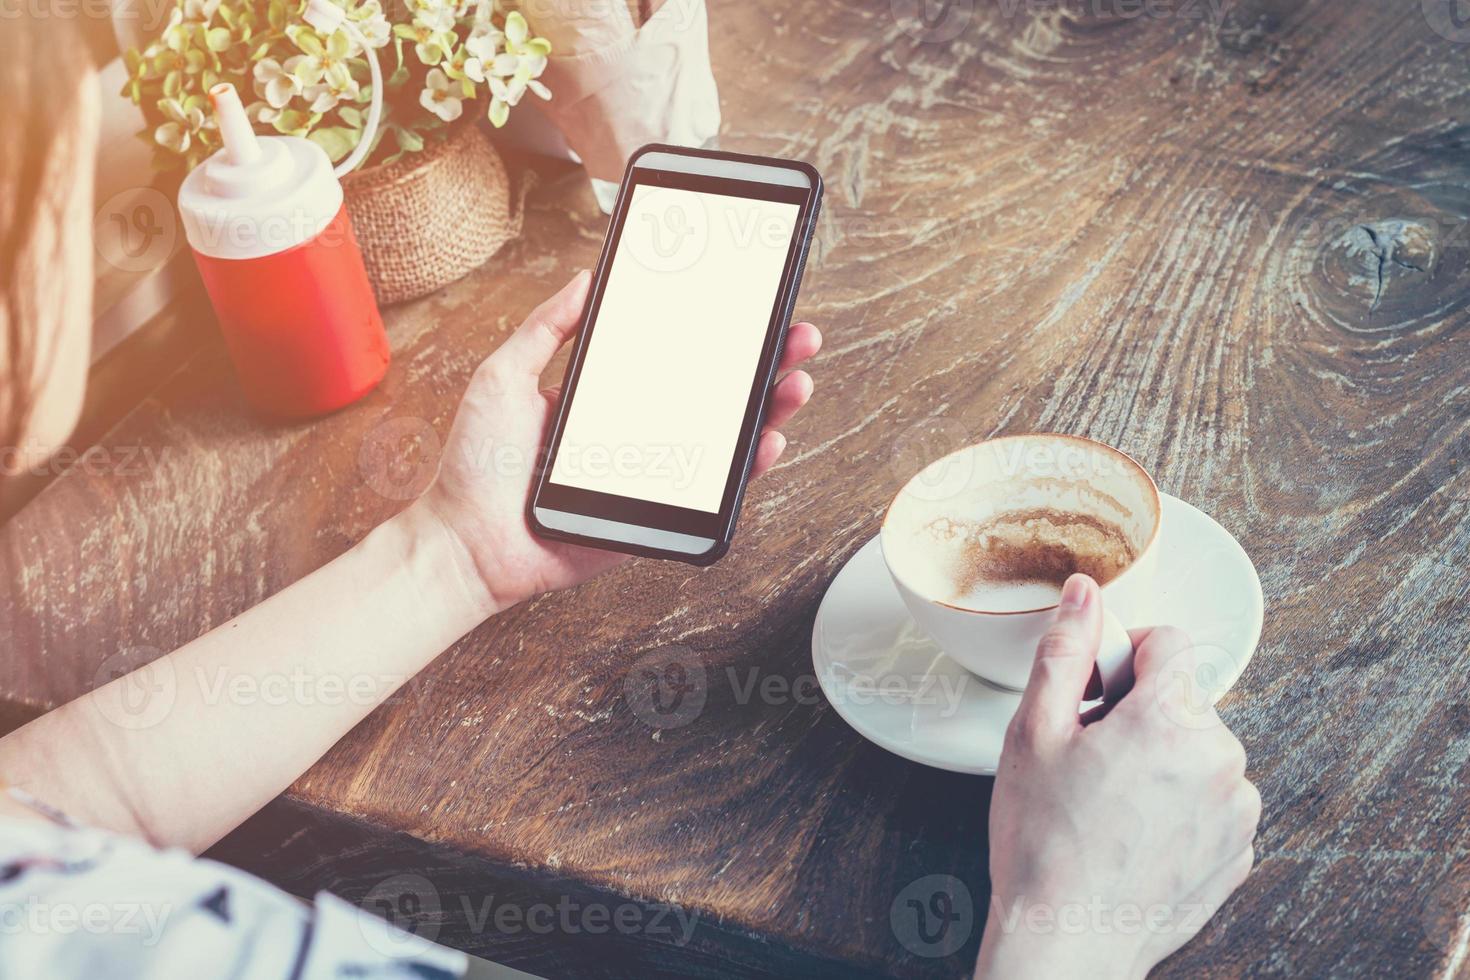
[1086,609,1137,705]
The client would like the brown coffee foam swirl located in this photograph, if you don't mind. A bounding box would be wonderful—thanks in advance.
[924,508,1138,602]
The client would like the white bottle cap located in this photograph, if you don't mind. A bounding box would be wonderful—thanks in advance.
[178,83,344,261]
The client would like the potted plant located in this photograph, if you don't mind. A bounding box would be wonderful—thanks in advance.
[123,0,553,303]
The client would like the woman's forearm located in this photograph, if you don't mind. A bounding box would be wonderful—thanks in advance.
[0,503,499,852]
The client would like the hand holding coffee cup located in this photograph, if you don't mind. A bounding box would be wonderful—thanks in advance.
[880,434,1161,703]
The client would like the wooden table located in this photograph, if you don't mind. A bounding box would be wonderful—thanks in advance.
[6,1,1470,976]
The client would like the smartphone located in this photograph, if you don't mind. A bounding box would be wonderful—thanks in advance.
[528,144,823,565]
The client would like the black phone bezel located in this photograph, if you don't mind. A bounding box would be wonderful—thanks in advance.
[527,143,824,565]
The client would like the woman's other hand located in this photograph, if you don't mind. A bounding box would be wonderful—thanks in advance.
[416,270,822,615]
[976,574,1260,979]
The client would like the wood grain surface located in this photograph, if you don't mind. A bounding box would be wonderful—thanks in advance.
[6,1,1470,976]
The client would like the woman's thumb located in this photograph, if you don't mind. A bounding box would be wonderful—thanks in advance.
[1008,574,1103,745]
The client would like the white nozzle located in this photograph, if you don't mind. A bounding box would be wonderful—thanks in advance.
[209,83,262,166]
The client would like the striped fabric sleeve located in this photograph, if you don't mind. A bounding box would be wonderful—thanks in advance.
[0,791,466,980]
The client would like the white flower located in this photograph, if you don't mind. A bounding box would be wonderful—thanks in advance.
[489,74,526,108]
[154,98,205,153]
[289,30,355,91]
[182,0,220,22]
[303,75,360,113]
[245,101,280,125]
[419,68,463,122]
[464,22,502,62]
[353,0,391,49]
[412,4,455,33]
[253,58,301,109]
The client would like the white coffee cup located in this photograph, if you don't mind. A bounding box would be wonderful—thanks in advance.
[880,434,1162,700]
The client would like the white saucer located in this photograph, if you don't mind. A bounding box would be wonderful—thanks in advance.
[812,493,1263,775]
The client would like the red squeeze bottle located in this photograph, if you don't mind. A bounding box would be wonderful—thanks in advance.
[178,83,388,417]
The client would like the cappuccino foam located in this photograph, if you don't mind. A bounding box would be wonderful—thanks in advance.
[882,436,1158,614]
[928,508,1137,611]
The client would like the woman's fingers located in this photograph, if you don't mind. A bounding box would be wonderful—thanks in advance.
[745,324,820,479]
[749,430,788,480]
[765,370,814,430]
[778,322,822,373]
[496,270,592,378]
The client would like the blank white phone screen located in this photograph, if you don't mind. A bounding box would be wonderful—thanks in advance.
[548,182,800,513]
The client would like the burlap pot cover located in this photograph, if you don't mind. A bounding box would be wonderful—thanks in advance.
[342,122,527,306]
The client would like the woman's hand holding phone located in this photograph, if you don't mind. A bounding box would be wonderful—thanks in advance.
[415,270,822,616]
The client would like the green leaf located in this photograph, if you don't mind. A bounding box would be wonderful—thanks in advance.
[268,0,287,31]
[337,105,363,128]
[392,23,417,41]
[460,77,474,99]
[290,26,324,57]
[393,125,424,152]
[272,108,311,134]
[163,70,184,98]
[308,125,359,162]
[388,63,408,86]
